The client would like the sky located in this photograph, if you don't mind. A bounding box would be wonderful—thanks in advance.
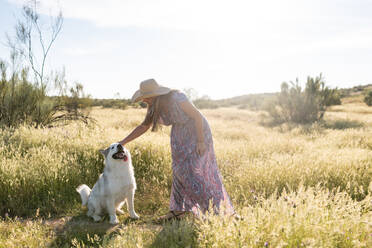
[0,0,371,100]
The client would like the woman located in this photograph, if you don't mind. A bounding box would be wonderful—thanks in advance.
[119,79,234,221]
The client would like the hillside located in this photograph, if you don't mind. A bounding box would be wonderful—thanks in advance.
[89,83,372,111]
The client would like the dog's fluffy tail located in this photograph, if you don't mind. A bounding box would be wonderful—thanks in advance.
[76,184,91,207]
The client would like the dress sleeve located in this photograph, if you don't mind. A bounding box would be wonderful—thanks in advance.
[173,91,189,103]
[166,91,190,124]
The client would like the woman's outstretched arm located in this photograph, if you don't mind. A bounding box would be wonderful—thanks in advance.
[119,123,151,146]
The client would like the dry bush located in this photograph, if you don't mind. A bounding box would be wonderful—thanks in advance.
[266,75,341,124]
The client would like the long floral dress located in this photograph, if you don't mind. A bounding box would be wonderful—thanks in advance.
[160,91,234,216]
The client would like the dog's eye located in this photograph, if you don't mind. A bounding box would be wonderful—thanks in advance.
[111,147,114,149]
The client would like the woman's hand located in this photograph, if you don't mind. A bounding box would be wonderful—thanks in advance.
[196,142,206,156]
[118,124,151,146]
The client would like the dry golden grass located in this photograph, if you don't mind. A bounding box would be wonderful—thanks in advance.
[0,101,371,247]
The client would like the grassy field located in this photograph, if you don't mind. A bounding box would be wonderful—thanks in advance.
[0,98,371,247]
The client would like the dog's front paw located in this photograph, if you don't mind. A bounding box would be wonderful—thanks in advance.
[92,215,101,222]
[130,213,140,219]
[109,215,120,225]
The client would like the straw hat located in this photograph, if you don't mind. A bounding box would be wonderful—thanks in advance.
[131,79,171,102]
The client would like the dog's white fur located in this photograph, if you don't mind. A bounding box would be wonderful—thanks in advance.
[76,143,139,224]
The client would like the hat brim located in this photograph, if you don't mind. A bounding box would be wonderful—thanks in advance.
[131,86,171,102]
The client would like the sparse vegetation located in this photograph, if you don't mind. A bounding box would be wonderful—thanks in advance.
[0,62,93,127]
[92,98,131,109]
[339,84,372,98]
[0,1,92,128]
[0,99,371,247]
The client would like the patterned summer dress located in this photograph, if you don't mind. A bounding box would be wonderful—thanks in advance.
[160,91,235,216]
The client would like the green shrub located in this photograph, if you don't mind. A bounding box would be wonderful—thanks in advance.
[266,74,341,124]
[364,90,372,106]
[0,65,52,127]
[0,63,93,128]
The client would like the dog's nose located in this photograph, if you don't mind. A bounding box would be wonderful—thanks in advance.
[117,144,123,151]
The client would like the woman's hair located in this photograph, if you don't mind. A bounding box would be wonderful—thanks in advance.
[142,90,178,131]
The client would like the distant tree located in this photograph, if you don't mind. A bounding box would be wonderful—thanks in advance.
[183,88,219,109]
[114,92,121,99]
[193,95,219,109]
[183,88,199,102]
[200,94,211,100]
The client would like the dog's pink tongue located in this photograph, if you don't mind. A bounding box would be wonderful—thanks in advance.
[123,155,128,162]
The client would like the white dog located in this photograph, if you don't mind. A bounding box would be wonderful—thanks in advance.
[76,143,139,224]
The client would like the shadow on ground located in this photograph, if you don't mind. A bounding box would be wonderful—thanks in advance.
[46,213,142,247]
[259,118,365,133]
[43,213,197,247]
[322,119,365,130]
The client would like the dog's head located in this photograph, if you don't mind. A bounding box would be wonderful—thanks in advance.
[100,143,130,163]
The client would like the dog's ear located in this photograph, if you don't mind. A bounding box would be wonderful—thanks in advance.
[99,148,110,158]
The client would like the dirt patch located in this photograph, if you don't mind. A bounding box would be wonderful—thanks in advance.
[42,216,162,235]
